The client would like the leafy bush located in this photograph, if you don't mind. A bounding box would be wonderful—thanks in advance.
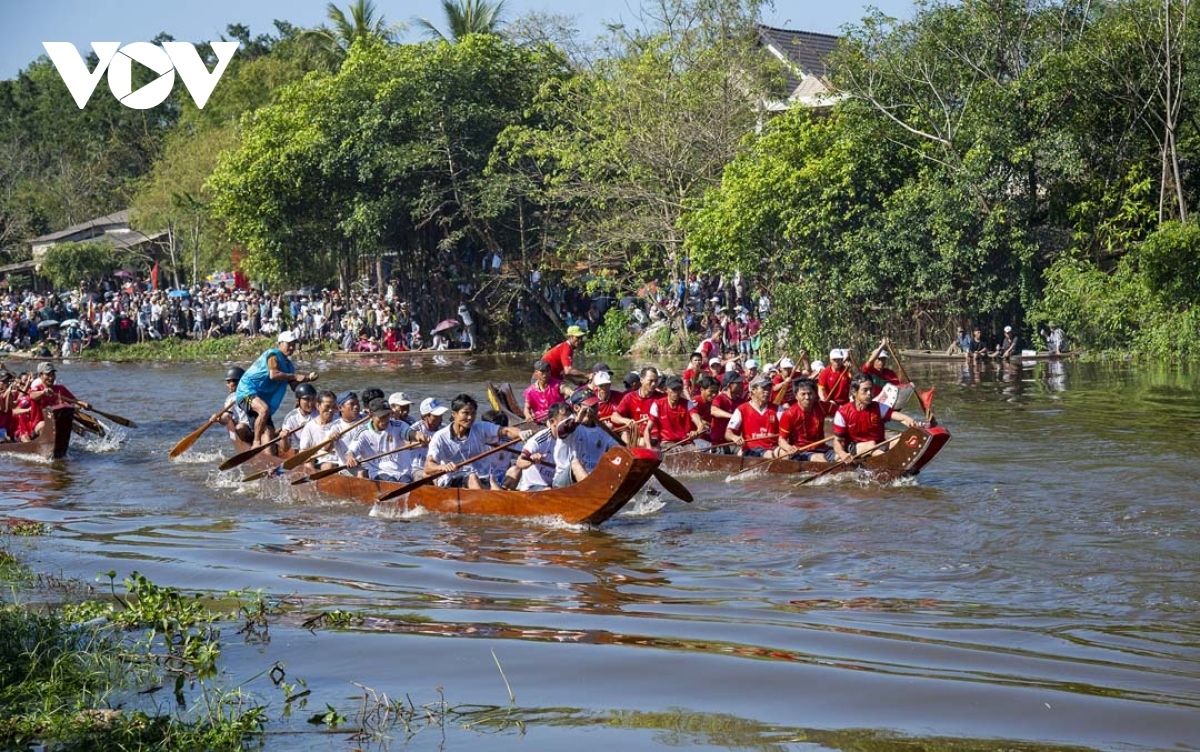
[585,307,636,355]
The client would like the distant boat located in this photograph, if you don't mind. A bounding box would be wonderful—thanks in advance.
[331,348,472,361]
[898,349,1082,361]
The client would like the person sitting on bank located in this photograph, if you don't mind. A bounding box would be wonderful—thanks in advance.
[993,325,1020,359]
[1040,322,1067,355]
[966,328,990,363]
[946,326,972,355]
[831,373,928,463]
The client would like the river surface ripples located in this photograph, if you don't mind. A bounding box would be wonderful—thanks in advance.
[2,354,1199,750]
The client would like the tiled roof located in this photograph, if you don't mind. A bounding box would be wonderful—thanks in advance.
[757,24,841,98]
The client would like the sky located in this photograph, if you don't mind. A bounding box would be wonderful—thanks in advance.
[0,0,916,80]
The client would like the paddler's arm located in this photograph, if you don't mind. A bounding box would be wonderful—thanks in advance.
[266,353,318,385]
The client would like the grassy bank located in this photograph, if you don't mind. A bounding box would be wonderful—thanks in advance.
[75,336,339,363]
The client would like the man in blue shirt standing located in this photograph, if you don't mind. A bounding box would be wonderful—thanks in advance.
[235,330,319,447]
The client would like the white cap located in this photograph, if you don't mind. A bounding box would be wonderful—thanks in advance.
[764,363,779,373]
[1004,325,1012,332]
[810,360,825,372]
[724,361,738,372]
[709,358,721,366]
[780,357,795,369]
[830,348,845,360]
[420,397,449,416]
[388,392,411,406]
[277,330,298,343]
[878,350,890,359]
[593,370,612,385]
[745,358,758,369]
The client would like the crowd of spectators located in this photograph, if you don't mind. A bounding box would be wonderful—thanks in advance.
[0,268,769,357]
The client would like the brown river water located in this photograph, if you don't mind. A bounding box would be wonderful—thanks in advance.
[3,353,1199,751]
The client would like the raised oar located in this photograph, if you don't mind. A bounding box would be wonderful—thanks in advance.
[797,434,904,486]
[218,423,304,471]
[597,421,693,503]
[292,441,420,484]
[281,416,372,471]
[377,437,523,502]
[887,345,933,421]
[726,436,832,478]
[169,404,233,458]
[61,396,137,428]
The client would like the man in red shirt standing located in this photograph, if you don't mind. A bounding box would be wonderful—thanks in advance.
[646,375,705,448]
[832,373,927,462]
[541,325,589,384]
[818,349,853,405]
[725,377,780,457]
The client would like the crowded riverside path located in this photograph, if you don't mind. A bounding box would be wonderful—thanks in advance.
[3,356,1199,750]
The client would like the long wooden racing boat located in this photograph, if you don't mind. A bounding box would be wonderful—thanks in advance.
[661,426,950,482]
[233,441,661,526]
[331,348,473,361]
[1,405,74,460]
[899,348,1081,361]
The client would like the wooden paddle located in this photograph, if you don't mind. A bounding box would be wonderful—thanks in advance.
[292,441,420,484]
[377,437,522,502]
[73,411,106,437]
[726,436,832,478]
[61,397,137,428]
[597,421,693,503]
[886,345,933,421]
[670,434,778,455]
[281,415,371,471]
[797,433,904,485]
[219,423,304,471]
[169,403,233,458]
[661,432,703,453]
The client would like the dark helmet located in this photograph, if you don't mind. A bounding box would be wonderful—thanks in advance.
[294,382,317,399]
[225,367,245,382]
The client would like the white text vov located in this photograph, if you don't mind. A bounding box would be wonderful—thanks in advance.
[42,42,239,110]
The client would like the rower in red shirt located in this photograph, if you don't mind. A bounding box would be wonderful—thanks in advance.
[646,375,705,448]
[27,362,89,439]
[708,371,744,453]
[832,373,927,462]
[681,352,705,399]
[587,368,623,422]
[611,367,661,445]
[861,338,902,397]
[818,348,853,405]
[725,377,780,457]
[777,378,834,462]
[541,326,589,384]
[770,357,798,408]
[690,374,720,439]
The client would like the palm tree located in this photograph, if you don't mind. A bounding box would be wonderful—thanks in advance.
[303,0,404,64]
[416,0,507,42]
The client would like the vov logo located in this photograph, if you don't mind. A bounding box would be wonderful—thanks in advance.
[42,42,239,110]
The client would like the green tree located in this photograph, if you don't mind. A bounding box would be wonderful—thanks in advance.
[302,0,404,67]
[417,0,508,41]
[38,241,127,289]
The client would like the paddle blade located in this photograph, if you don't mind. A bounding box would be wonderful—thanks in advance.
[652,468,693,503]
[89,407,136,428]
[169,419,215,458]
[219,443,270,471]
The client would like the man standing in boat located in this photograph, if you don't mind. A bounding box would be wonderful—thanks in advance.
[831,373,928,462]
[235,330,319,447]
[862,339,901,397]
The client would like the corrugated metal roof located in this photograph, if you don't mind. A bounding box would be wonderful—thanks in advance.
[29,209,131,244]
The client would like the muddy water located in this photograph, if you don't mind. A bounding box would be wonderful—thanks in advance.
[3,354,1199,750]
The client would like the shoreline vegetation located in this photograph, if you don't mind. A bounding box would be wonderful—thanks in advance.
[0,522,514,750]
[3,0,1199,364]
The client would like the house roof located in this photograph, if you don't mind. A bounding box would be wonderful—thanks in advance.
[29,209,131,244]
[756,25,841,100]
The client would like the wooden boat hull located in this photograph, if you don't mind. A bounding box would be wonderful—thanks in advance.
[662,426,950,482]
[2,405,73,460]
[233,441,661,526]
[899,348,1080,361]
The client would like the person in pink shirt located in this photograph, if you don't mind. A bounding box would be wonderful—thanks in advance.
[523,359,566,423]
